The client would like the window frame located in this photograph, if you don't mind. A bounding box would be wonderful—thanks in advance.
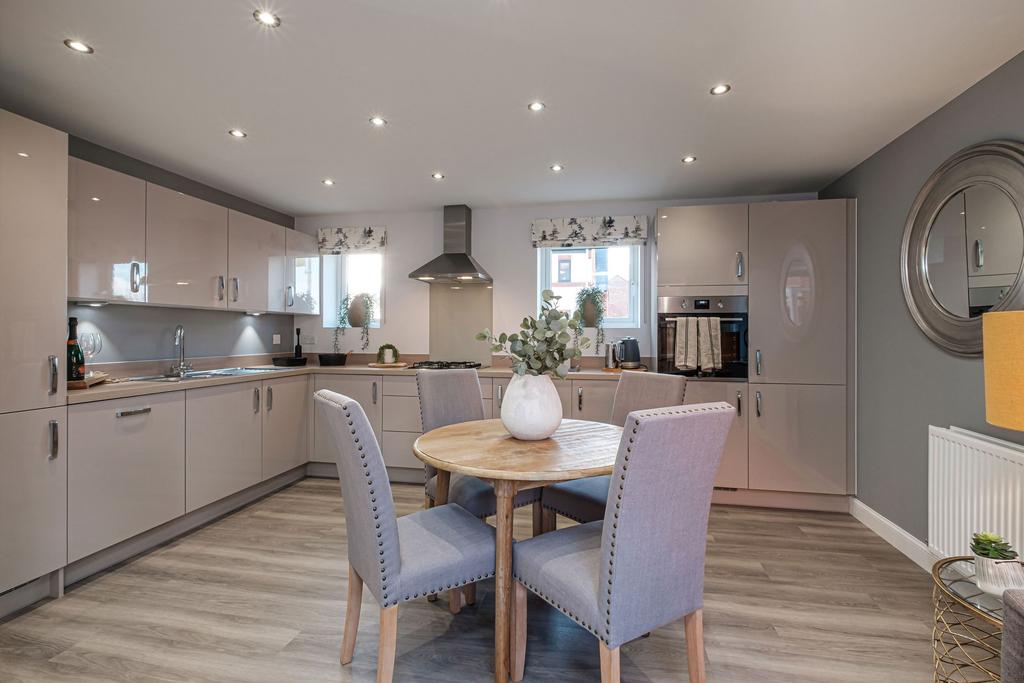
[321,252,385,330]
[537,244,642,328]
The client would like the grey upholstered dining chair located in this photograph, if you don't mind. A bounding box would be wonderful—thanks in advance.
[511,402,735,683]
[1005,590,1024,682]
[314,389,496,683]
[540,371,687,529]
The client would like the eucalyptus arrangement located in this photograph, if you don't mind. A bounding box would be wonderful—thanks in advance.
[575,286,606,353]
[971,532,1019,560]
[476,289,591,379]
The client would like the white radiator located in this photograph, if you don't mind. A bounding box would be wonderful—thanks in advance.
[928,426,1024,558]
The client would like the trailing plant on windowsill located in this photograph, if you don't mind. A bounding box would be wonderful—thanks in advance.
[332,294,351,354]
[575,286,606,353]
[476,289,590,379]
[357,294,376,351]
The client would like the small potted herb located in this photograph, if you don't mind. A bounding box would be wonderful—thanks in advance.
[576,286,606,353]
[971,532,1024,596]
[318,295,351,366]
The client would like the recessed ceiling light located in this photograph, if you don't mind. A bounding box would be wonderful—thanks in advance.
[369,116,387,127]
[431,172,445,180]
[528,101,546,112]
[228,128,247,139]
[550,164,564,172]
[91,197,101,202]
[681,155,697,164]
[63,39,94,54]
[322,178,335,186]
[709,83,731,96]
[16,152,29,158]
[253,9,281,27]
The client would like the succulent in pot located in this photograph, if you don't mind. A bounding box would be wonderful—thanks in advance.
[477,289,590,440]
[971,531,1024,596]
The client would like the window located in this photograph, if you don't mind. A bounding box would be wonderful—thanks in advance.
[538,245,641,327]
[322,253,383,328]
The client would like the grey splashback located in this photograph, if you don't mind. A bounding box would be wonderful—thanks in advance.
[68,304,294,363]
[820,50,1024,542]
[428,284,493,366]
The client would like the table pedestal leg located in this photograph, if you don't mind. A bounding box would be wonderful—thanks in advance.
[493,479,516,683]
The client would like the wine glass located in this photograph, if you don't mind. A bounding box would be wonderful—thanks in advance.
[79,332,103,376]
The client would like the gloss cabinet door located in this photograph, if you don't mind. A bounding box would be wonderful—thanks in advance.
[228,210,286,313]
[146,183,228,308]
[0,110,68,414]
[262,375,311,479]
[68,158,146,303]
[656,203,748,286]
[286,230,321,315]
[570,380,618,423]
[313,375,382,462]
[683,381,749,489]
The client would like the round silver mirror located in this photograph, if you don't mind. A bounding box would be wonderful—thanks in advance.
[901,141,1024,355]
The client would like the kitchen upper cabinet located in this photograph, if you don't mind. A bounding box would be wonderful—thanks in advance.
[748,383,846,495]
[262,375,311,479]
[683,381,748,489]
[146,184,228,308]
[68,158,146,303]
[68,392,185,562]
[570,380,618,423]
[0,110,67,414]
[493,378,573,418]
[0,407,67,594]
[749,199,849,385]
[657,203,748,286]
[185,383,262,513]
[286,229,321,316]
[313,375,382,462]
[228,210,286,313]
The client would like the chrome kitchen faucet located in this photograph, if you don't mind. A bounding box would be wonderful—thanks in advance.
[169,324,193,377]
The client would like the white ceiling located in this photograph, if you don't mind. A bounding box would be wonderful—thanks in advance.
[1,1,1023,217]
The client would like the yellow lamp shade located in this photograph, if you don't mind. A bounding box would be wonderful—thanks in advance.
[983,311,1024,431]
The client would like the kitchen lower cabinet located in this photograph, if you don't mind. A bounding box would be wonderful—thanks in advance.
[313,375,382,462]
[683,381,748,489]
[570,380,618,423]
[68,158,146,303]
[656,203,748,286]
[262,375,311,479]
[185,383,262,513]
[0,407,66,594]
[381,431,423,470]
[0,110,67,415]
[228,210,286,313]
[146,183,228,308]
[748,384,846,495]
[68,392,185,562]
[493,377,573,418]
[286,229,321,316]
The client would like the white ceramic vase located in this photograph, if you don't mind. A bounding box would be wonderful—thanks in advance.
[974,554,1024,597]
[500,373,563,440]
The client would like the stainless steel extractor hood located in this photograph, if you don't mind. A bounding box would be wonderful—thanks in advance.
[409,204,493,283]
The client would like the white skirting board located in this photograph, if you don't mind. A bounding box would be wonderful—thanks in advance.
[849,498,939,572]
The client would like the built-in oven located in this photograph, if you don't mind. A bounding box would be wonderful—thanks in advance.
[657,295,748,379]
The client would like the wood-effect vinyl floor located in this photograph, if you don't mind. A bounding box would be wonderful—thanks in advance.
[0,479,934,682]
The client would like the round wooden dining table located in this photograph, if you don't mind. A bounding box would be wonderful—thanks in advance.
[413,418,623,683]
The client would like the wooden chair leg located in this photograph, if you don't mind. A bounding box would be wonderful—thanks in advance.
[541,508,557,534]
[376,605,398,683]
[424,495,433,509]
[532,501,545,536]
[599,641,620,683]
[427,594,438,602]
[684,608,706,683]
[449,587,463,614]
[341,564,363,665]
[511,581,527,681]
[464,582,477,606]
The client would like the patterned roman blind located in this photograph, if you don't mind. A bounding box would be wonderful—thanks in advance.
[530,215,648,248]
[318,226,387,254]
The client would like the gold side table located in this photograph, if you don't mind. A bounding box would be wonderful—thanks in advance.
[933,557,1005,682]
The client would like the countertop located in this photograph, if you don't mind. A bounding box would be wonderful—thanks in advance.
[67,364,621,405]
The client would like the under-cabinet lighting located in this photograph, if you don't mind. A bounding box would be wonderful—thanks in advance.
[418,276,435,281]
[457,275,475,281]
[73,301,107,307]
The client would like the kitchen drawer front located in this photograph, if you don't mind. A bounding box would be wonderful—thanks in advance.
[185,383,262,513]
[68,392,185,562]
[0,407,67,594]
[383,395,422,432]
[382,431,424,470]
[383,375,418,397]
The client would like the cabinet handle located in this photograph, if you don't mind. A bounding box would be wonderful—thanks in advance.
[286,285,295,307]
[755,349,762,376]
[736,390,742,417]
[48,420,59,460]
[496,384,502,407]
[232,277,240,302]
[267,386,274,412]
[736,251,744,279]
[115,407,152,418]
[253,387,261,413]
[577,386,584,412]
[48,355,59,395]
[755,391,762,418]
[130,262,141,293]
[372,381,378,405]
[975,239,984,269]
[217,275,225,301]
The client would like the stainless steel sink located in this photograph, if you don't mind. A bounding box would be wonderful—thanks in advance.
[118,367,279,383]
[202,367,279,376]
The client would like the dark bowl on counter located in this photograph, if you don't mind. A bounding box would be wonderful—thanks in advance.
[317,352,349,367]
[272,356,309,367]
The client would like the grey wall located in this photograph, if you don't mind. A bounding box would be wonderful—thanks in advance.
[821,50,1024,541]
[69,305,294,363]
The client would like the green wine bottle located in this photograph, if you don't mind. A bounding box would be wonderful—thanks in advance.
[67,317,85,382]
